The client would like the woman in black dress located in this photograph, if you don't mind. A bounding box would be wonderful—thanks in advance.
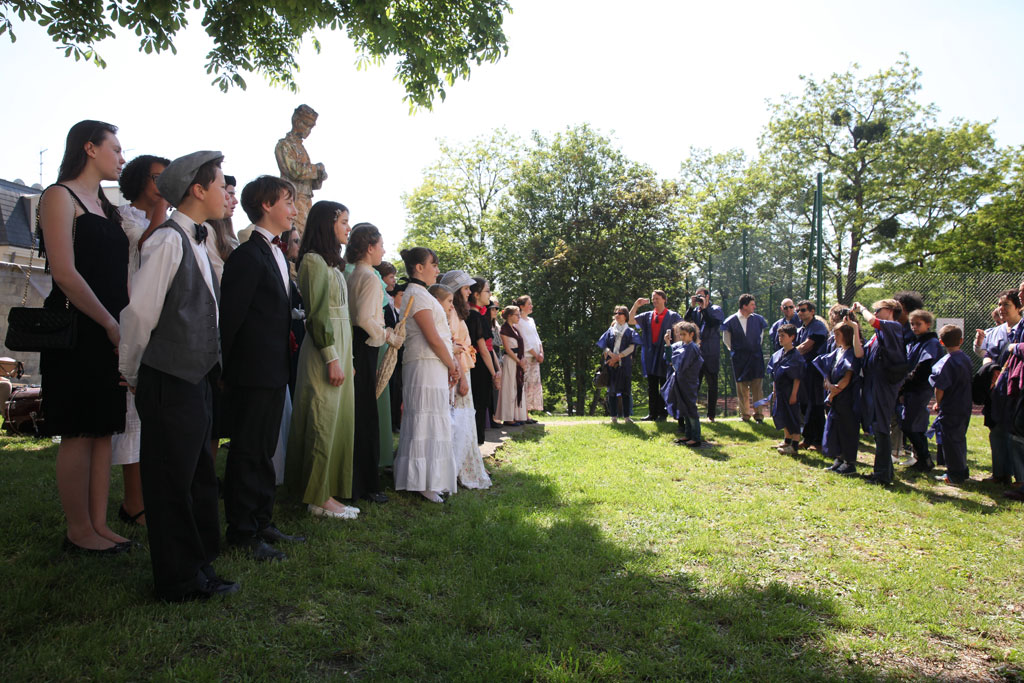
[467,278,501,444]
[38,120,131,553]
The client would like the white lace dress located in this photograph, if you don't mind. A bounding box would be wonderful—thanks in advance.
[111,205,148,466]
[449,310,491,490]
[517,315,544,412]
[394,284,458,493]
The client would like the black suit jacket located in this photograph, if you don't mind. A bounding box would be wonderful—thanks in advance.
[219,232,291,388]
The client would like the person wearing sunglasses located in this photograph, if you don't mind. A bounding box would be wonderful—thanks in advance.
[769,299,799,353]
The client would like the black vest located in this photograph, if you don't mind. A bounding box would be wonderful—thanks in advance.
[140,222,220,383]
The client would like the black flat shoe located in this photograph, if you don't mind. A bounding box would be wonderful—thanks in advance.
[361,492,389,504]
[118,504,145,526]
[63,537,127,556]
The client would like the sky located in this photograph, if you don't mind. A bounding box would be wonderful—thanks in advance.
[2,0,1023,255]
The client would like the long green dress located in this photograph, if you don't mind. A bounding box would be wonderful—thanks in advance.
[285,254,355,504]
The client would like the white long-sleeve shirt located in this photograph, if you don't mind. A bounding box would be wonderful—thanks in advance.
[118,210,218,387]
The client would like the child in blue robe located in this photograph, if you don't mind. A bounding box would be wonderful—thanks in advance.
[813,321,863,475]
[930,325,974,483]
[661,321,704,446]
[766,324,805,455]
[900,310,944,472]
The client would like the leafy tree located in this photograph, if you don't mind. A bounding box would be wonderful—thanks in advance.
[761,55,1002,304]
[0,0,511,106]
[926,147,1024,271]
[493,125,680,415]
[400,129,521,279]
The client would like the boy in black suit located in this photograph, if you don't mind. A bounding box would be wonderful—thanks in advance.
[220,175,305,561]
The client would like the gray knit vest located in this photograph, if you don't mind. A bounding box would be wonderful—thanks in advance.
[140,222,221,383]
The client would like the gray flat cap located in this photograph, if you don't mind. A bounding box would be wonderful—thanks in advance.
[157,150,224,207]
[439,269,475,292]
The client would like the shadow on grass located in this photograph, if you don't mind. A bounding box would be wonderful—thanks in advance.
[0,435,899,681]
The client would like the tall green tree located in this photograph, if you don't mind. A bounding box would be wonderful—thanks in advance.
[401,129,521,279]
[761,55,1002,304]
[1,0,511,106]
[493,125,680,414]
[926,147,1024,272]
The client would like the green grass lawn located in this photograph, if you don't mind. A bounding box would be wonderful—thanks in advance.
[1,421,1022,681]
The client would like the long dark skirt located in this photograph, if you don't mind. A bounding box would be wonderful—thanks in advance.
[351,328,381,499]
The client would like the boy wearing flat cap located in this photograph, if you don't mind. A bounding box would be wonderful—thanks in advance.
[220,175,305,562]
[119,150,236,602]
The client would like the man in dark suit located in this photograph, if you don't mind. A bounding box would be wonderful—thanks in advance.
[220,175,306,561]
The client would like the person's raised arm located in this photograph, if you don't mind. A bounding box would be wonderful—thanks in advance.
[628,297,648,326]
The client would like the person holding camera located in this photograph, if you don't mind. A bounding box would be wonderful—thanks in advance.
[684,287,724,422]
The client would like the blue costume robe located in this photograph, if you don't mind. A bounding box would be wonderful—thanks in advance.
[861,318,908,435]
[767,347,805,433]
[722,313,768,381]
[796,318,829,406]
[661,341,703,420]
[812,348,862,465]
[930,350,974,476]
[634,308,682,378]
[899,332,944,433]
[596,326,637,414]
[769,314,800,352]
[684,305,725,374]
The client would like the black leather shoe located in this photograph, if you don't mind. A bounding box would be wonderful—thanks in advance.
[230,538,287,562]
[863,474,892,486]
[258,525,306,545]
[361,492,389,504]
[835,462,858,476]
[639,415,656,421]
[206,576,240,596]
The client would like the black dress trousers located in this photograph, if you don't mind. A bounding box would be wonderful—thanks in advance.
[224,384,286,542]
[136,364,220,599]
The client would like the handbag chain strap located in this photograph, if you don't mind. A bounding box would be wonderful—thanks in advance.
[24,186,77,309]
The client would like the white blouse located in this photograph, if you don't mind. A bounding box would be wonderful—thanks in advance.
[403,283,452,363]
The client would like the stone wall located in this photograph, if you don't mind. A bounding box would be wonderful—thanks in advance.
[0,261,51,381]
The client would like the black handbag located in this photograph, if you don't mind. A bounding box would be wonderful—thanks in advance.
[6,306,77,351]
[594,362,611,388]
[4,191,78,352]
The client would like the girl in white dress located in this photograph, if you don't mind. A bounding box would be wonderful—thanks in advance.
[393,248,460,503]
[515,295,545,416]
[112,154,170,527]
[438,272,492,490]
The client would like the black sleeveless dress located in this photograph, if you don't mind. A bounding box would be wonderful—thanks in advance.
[39,185,129,437]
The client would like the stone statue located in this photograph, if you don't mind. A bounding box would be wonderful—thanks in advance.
[275,104,327,234]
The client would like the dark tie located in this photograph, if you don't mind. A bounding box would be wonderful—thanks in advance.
[271,235,282,246]
[193,223,208,244]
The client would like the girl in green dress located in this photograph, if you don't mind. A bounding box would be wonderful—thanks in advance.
[284,201,360,520]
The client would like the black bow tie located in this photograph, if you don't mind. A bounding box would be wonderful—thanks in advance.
[193,223,208,244]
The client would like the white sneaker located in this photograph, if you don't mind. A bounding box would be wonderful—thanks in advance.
[308,503,358,520]
[900,456,918,467]
[777,444,797,455]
